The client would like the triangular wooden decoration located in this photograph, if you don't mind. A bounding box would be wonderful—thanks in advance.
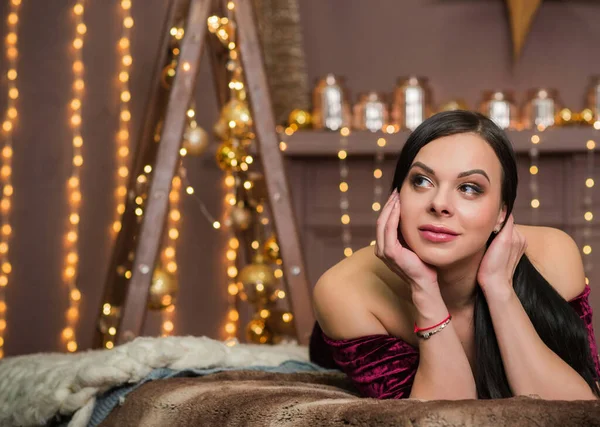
[506,0,543,60]
[93,0,314,348]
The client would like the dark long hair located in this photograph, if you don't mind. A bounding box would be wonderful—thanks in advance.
[391,110,600,398]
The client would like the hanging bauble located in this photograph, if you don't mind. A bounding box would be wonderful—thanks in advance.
[160,61,177,89]
[220,99,253,139]
[265,309,296,344]
[213,118,230,141]
[148,267,178,310]
[238,254,276,306]
[98,306,121,335]
[288,109,312,129]
[245,316,271,344]
[263,235,280,263]
[215,141,247,171]
[183,124,209,156]
[229,203,252,231]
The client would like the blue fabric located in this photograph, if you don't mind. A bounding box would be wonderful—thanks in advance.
[86,360,331,427]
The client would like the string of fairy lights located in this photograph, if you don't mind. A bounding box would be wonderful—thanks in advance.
[2,1,599,353]
[112,0,134,237]
[60,0,88,353]
[0,0,21,359]
[280,124,397,255]
[208,4,243,343]
[529,128,542,225]
[223,174,240,345]
[338,127,352,257]
[370,124,397,246]
[528,122,596,278]
[160,170,181,336]
[372,137,386,215]
[582,134,596,276]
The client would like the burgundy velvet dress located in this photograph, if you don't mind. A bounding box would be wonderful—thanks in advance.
[309,285,600,399]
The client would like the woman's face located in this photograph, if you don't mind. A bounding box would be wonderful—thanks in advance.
[398,132,506,268]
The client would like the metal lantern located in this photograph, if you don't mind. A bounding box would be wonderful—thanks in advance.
[312,74,352,131]
[391,76,433,131]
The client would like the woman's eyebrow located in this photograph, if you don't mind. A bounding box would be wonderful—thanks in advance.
[410,162,490,183]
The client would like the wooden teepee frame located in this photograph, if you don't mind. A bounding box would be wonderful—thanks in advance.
[92,0,313,348]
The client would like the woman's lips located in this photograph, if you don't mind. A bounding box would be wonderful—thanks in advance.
[418,229,459,243]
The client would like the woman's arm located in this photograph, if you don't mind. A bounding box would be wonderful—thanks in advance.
[486,289,596,400]
[313,247,477,400]
[410,288,477,400]
[484,227,597,400]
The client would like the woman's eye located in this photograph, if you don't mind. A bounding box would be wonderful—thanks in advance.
[411,175,432,188]
[460,184,483,195]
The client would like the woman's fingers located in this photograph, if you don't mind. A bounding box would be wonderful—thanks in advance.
[376,190,398,256]
[383,198,402,260]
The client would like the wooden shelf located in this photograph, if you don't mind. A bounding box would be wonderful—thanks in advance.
[280,128,600,157]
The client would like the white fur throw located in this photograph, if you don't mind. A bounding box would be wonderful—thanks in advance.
[0,335,308,427]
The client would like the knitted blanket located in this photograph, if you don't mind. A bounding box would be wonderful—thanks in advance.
[0,336,307,427]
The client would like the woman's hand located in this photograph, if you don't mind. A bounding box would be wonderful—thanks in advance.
[477,214,527,300]
[375,189,438,294]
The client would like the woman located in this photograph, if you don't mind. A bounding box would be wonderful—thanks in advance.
[309,110,600,401]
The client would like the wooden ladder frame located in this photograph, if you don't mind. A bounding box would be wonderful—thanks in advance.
[92,0,314,348]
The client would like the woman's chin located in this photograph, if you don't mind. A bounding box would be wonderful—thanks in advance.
[412,245,460,268]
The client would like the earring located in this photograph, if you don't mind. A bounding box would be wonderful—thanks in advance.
[493,227,500,234]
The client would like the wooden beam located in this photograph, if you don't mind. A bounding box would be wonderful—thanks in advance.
[234,0,314,345]
[115,0,212,344]
[92,0,192,349]
[280,128,600,157]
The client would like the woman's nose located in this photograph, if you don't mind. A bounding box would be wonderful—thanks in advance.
[429,190,453,216]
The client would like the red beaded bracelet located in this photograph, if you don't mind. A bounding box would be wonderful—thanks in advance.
[414,314,452,333]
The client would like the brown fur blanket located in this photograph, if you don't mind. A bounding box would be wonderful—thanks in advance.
[100,370,600,426]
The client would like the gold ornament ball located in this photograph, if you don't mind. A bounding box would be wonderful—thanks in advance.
[183,125,209,156]
[246,317,272,344]
[439,99,469,112]
[148,267,178,310]
[213,118,231,141]
[265,309,297,344]
[239,258,277,288]
[215,141,247,171]
[160,61,177,89]
[288,109,312,129]
[239,262,276,305]
[229,204,252,231]
[220,99,253,138]
[263,235,280,262]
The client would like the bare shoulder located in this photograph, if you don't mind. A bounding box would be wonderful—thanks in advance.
[312,245,414,340]
[517,224,586,301]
